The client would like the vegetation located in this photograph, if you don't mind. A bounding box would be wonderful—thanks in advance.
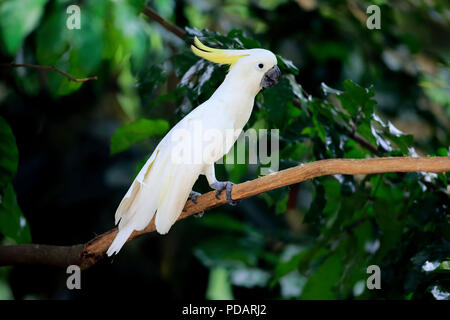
[0,0,449,300]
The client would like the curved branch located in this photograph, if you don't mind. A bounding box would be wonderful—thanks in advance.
[0,63,98,82]
[0,157,448,270]
[141,7,186,40]
[0,244,84,267]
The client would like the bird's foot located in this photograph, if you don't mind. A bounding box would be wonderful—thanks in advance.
[210,181,239,206]
[188,191,204,218]
[194,211,204,218]
[188,190,201,204]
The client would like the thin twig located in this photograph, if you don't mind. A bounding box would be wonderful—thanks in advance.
[349,131,378,154]
[0,63,98,82]
[141,7,186,40]
[293,97,379,154]
[0,157,448,270]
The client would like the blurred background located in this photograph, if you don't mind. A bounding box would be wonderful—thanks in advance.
[0,0,449,300]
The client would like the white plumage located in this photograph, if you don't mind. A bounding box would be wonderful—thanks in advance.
[107,37,280,256]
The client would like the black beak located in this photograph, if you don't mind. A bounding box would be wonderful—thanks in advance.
[261,65,281,88]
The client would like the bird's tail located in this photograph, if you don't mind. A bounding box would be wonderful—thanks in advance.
[106,224,134,257]
[106,146,200,256]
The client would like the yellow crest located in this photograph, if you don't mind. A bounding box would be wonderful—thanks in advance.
[191,37,249,69]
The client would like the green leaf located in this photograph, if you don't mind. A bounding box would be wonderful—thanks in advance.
[153,0,175,19]
[262,187,289,213]
[0,277,14,300]
[343,139,371,158]
[0,0,48,55]
[0,183,31,244]
[420,67,450,108]
[227,29,261,49]
[275,192,289,214]
[277,55,299,75]
[321,83,343,96]
[373,198,404,258]
[194,235,262,269]
[206,267,234,300]
[196,213,256,235]
[262,78,294,127]
[322,177,341,217]
[110,118,169,154]
[111,1,149,69]
[35,2,105,96]
[436,148,449,157]
[36,8,69,66]
[301,247,344,299]
[356,121,377,146]
[308,41,349,62]
[0,118,29,244]
[338,80,376,117]
[312,113,326,143]
[0,117,19,191]
[185,27,260,51]
[137,65,167,105]
[438,261,450,271]
[271,250,308,287]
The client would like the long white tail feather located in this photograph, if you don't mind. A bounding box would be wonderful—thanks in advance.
[114,146,160,224]
[155,164,199,234]
[108,142,202,255]
[106,223,134,256]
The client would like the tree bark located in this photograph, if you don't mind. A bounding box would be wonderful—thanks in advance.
[0,157,448,270]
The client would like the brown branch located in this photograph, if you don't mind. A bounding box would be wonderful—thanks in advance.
[0,244,84,268]
[0,157,448,270]
[349,131,379,154]
[141,7,186,40]
[1,8,449,270]
[0,63,98,82]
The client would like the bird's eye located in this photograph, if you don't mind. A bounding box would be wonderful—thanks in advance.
[258,63,264,69]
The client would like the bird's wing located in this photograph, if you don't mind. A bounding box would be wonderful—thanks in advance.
[108,101,233,255]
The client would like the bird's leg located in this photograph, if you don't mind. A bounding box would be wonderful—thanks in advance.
[205,164,239,206]
[187,191,204,218]
[210,181,238,205]
[188,190,201,204]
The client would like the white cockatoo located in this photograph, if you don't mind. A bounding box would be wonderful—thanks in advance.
[107,37,281,256]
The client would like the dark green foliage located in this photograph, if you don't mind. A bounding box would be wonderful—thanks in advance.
[175,27,449,300]
[0,0,448,300]
[0,117,31,244]
[110,118,169,155]
[0,183,31,244]
[0,117,18,191]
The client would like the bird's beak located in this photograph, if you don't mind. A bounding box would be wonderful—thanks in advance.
[261,65,281,88]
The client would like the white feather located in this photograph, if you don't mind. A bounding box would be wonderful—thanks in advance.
[107,47,278,256]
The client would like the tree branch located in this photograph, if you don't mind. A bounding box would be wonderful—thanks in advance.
[0,157,448,270]
[0,63,98,82]
[141,7,186,40]
[1,8,448,271]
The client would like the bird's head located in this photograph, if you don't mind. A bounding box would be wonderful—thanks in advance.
[191,37,281,93]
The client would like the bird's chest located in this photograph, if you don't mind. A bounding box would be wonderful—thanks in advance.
[222,97,255,131]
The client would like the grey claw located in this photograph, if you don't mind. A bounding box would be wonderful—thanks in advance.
[194,211,204,218]
[189,191,201,204]
[211,181,239,205]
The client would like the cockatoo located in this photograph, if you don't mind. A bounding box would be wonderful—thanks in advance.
[107,37,281,256]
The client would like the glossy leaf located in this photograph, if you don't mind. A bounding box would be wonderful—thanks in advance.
[110,118,169,154]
